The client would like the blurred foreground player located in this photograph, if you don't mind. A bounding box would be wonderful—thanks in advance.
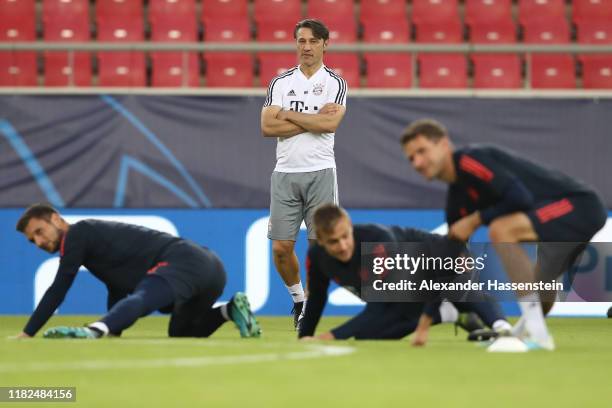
[298,204,511,345]
[401,119,607,351]
[15,203,261,339]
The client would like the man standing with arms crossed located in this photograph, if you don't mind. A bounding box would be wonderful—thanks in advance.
[261,19,348,329]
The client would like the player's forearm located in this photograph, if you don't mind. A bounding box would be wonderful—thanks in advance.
[415,313,433,332]
[23,273,75,336]
[298,296,326,338]
[284,110,341,134]
[480,180,535,224]
[23,289,66,336]
[261,118,306,138]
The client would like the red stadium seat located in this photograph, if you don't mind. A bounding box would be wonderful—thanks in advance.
[0,52,37,86]
[97,17,144,42]
[96,0,143,22]
[98,53,146,86]
[0,14,37,86]
[418,54,467,88]
[43,17,91,86]
[362,18,410,43]
[257,20,294,43]
[151,55,200,87]
[326,18,358,44]
[465,0,512,25]
[254,0,302,24]
[150,16,199,87]
[202,0,248,22]
[308,0,355,19]
[530,54,575,89]
[472,54,522,88]
[577,21,612,45]
[360,0,406,21]
[258,53,297,87]
[149,0,196,25]
[469,18,516,44]
[573,0,612,24]
[43,0,89,23]
[581,55,612,88]
[518,0,565,25]
[204,53,253,87]
[204,18,251,42]
[522,17,570,44]
[0,16,35,41]
[412,0,459,25]
[325,53,360,88]
[364,53,412,88]
[522,17,573,90]
[256,20,295,84]
[415,19,463,43]
[577,21,612,60]
[97,18,145,87]
[0,0,35,18]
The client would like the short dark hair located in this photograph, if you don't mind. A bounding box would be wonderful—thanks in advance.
[16,203,59,232]
[313,204,349,236]
[400,119,448,145]
[294,19,329,41]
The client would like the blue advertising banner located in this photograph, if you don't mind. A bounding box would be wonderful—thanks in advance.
[1,209,611,317]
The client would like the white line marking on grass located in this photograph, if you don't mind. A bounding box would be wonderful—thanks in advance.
[0,345,355,373]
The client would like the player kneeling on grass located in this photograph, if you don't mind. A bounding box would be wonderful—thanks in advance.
[14,203,261,340]
[298,204,512,345]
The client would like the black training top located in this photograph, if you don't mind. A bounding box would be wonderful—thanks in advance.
[23,220,181,336]
[447,144,595,225]
[299,224,463,338]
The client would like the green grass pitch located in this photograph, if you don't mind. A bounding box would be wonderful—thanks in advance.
[1,316,610,407]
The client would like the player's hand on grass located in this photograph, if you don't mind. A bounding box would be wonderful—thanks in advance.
[10,332,32,339]
[300,332,336,341]
[300,336,316,341]
[411,329,429,347]
[315,331,336,340]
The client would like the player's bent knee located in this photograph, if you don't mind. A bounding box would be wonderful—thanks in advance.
[489,213,537,242]
[488,221,510,243]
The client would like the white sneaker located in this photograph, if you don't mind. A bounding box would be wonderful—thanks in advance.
[487,336,529,353]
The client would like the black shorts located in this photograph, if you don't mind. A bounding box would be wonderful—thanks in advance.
[526,192,607,242]
[148,241,227,305]
[330,302,424,340]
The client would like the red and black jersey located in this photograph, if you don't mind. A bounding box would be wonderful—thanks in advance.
[299,224,464,338]
[447,144,596,225]
[23,220,183,336]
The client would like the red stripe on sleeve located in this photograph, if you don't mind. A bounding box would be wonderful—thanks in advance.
[536,199,574,223]
[459,155,494,182]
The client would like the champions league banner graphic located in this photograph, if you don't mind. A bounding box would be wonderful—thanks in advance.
[1,95,611,208]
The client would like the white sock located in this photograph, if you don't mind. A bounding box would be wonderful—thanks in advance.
[518,293,551,342]
[492,319,512,332]
[88,321,109,336]
[439,301,459,323]
[286,282,305,303]
[220,303,230,321]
